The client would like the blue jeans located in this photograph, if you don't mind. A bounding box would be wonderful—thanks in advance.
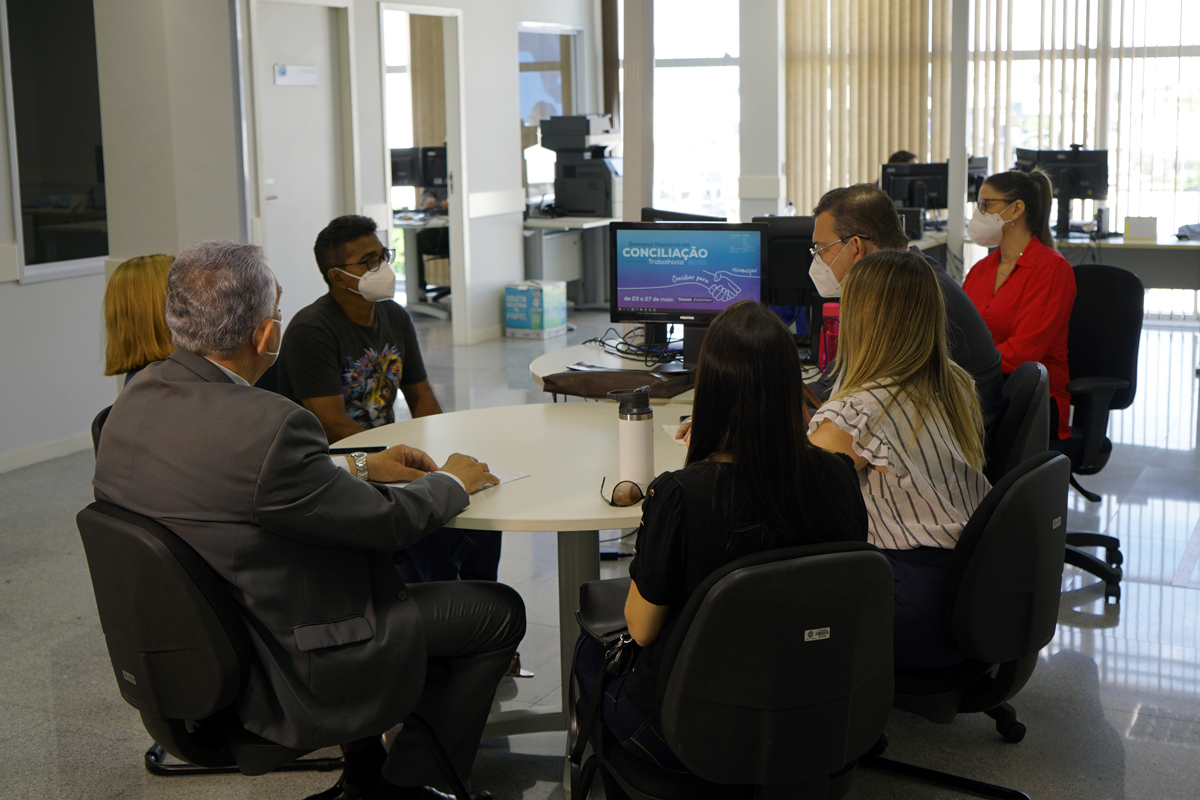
[573,635,690,800]
[392,528,502,583]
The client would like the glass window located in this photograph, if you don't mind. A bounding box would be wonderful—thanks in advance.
[653,0,740,220]
[382,9,416,213]
[5,0,107,269]
[519,31,575,125]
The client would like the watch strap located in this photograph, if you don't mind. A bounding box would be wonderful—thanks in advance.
[351,451,369,481]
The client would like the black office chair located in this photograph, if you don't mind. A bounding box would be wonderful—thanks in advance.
[867,452,1071,800]
[75,500,484,797]
[1050,263,1143,599]
[984,361,1050,485]
[570,542,895,800]
[91,405,111,455]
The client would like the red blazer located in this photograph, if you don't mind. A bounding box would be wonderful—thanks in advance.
[962,237,1076,440]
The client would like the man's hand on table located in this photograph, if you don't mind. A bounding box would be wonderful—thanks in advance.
[365,445,439,483]
[439,453,499,494]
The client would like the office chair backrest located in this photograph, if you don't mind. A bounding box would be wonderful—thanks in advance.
[1069,264,1143,412]
[985,361,1049,483]
[91,405,112,455]
[657,542,894,786]
[942,452,1070,664]
[76,501,251,722]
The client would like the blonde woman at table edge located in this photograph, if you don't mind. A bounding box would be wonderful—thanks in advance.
[574,301,869,798]
[808,248,991,672]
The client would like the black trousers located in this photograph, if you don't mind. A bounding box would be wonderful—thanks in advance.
[348,580,526,788]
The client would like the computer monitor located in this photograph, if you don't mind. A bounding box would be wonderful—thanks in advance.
[390,146,448,188]
[391,147,422,187]
[751,215,816,307]
[1014,146,1108,238]
[610,222,766,358]
[967,156,989,203]
[640,207,726,223]
[880,162,949,210]
[421,146,448,187]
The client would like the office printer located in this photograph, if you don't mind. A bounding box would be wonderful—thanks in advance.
[540,114,623,218]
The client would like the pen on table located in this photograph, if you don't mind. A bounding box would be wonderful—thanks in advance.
[329,446,388,454]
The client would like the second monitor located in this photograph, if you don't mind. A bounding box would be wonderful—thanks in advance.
[610,221,766,361]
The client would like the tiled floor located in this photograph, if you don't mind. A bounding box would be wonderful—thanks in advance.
[2,314,1199,799]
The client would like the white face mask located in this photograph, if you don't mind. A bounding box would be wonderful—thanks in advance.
[808,242,849,298]
[967,202,1015,248]
[264,317,281,358]
[336,265,396,302]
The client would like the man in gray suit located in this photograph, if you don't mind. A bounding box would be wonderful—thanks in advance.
[93,241,525,800]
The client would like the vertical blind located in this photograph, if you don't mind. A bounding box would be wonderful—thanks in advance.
[784,0,952,214]
[785,0,1200,234]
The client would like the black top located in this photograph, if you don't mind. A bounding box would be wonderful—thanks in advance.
[625,452,868,724]
[809,248,1005,445]
[277,295,427,430]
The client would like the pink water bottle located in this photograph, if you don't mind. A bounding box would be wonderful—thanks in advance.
[817,302,840,370]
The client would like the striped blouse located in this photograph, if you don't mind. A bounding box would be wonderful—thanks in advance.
[809,385,990,551]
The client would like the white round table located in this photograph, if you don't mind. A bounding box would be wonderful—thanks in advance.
[338,402,688,737]
[529,342,695,405]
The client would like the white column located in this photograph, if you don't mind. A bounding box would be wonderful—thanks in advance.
[739,0,786,221]
[946,0,970,280]
[622,0,653,221]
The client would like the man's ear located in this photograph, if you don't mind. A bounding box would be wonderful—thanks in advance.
[253,317,274,355]
[327,268,347,290]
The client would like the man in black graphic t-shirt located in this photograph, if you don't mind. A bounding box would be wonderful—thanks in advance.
[278,215,503,587]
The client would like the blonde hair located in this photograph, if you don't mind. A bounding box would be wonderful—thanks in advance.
[103,254,175,375]
[832,250,986,471]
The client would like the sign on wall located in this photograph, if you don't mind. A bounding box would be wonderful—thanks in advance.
[273,64,318,86]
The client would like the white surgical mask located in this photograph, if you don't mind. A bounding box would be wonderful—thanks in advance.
[264,317,281,357]
[967,202,1015,249]
[336,265,396,302]
[808,244,848,298]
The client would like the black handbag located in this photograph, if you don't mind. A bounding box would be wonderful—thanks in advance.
[569,577,637,766]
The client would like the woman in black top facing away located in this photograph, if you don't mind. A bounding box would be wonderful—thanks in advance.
[574,301,868,797]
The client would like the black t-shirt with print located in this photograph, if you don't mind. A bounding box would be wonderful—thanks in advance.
[277,295,427,429]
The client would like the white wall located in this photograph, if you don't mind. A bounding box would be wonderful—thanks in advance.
[0,0,598,469]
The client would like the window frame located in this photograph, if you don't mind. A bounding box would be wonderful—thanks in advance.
[0,0,108,285]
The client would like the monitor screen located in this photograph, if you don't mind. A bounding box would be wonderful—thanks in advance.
[391,147,422,187]
[967,156,989,203]
[421,146,448,186]
[880,162,949,210]
[752,215,815,307]
[1014,147,1108,202]
[609,222,766,325]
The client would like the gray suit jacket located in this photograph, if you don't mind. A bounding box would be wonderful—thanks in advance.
[93,349,469,749]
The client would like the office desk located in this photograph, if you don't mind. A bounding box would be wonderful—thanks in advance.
[336,402,687,737]
[394,215,450,319]
[524,216,614,309]
[1055,236,1200,290]
[529,342,696,405]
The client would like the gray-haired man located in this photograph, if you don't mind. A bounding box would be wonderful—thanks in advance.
[93,241,525,800]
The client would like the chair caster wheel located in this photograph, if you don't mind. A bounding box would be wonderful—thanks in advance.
[997,719,1026,743]
[1108,549,1123,567]
[1105,582,1121,602]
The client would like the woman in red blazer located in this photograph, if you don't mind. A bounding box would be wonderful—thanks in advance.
[962,169,1076,440]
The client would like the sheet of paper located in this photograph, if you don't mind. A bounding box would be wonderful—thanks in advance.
[384,467,529,494]
[662,424,688,446]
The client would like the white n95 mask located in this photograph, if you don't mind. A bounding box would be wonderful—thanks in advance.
[967,202,1014,249]
[337,266,396,302]
[808,248,846,298]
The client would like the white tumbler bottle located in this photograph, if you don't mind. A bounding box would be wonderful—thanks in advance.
[607,386,654,490]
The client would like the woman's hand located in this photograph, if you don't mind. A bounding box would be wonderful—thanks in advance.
[674,417,692,445]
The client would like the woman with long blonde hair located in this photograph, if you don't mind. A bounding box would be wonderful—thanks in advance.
[103,254,175,384]
[808,248,989,669]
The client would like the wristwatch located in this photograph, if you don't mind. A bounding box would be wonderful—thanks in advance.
[350,451,370,481]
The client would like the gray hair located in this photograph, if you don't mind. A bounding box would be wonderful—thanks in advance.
[165,241,275,356]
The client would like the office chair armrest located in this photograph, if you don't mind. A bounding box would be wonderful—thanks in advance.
[576,577,632,641]
[1065,377,1128,468]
